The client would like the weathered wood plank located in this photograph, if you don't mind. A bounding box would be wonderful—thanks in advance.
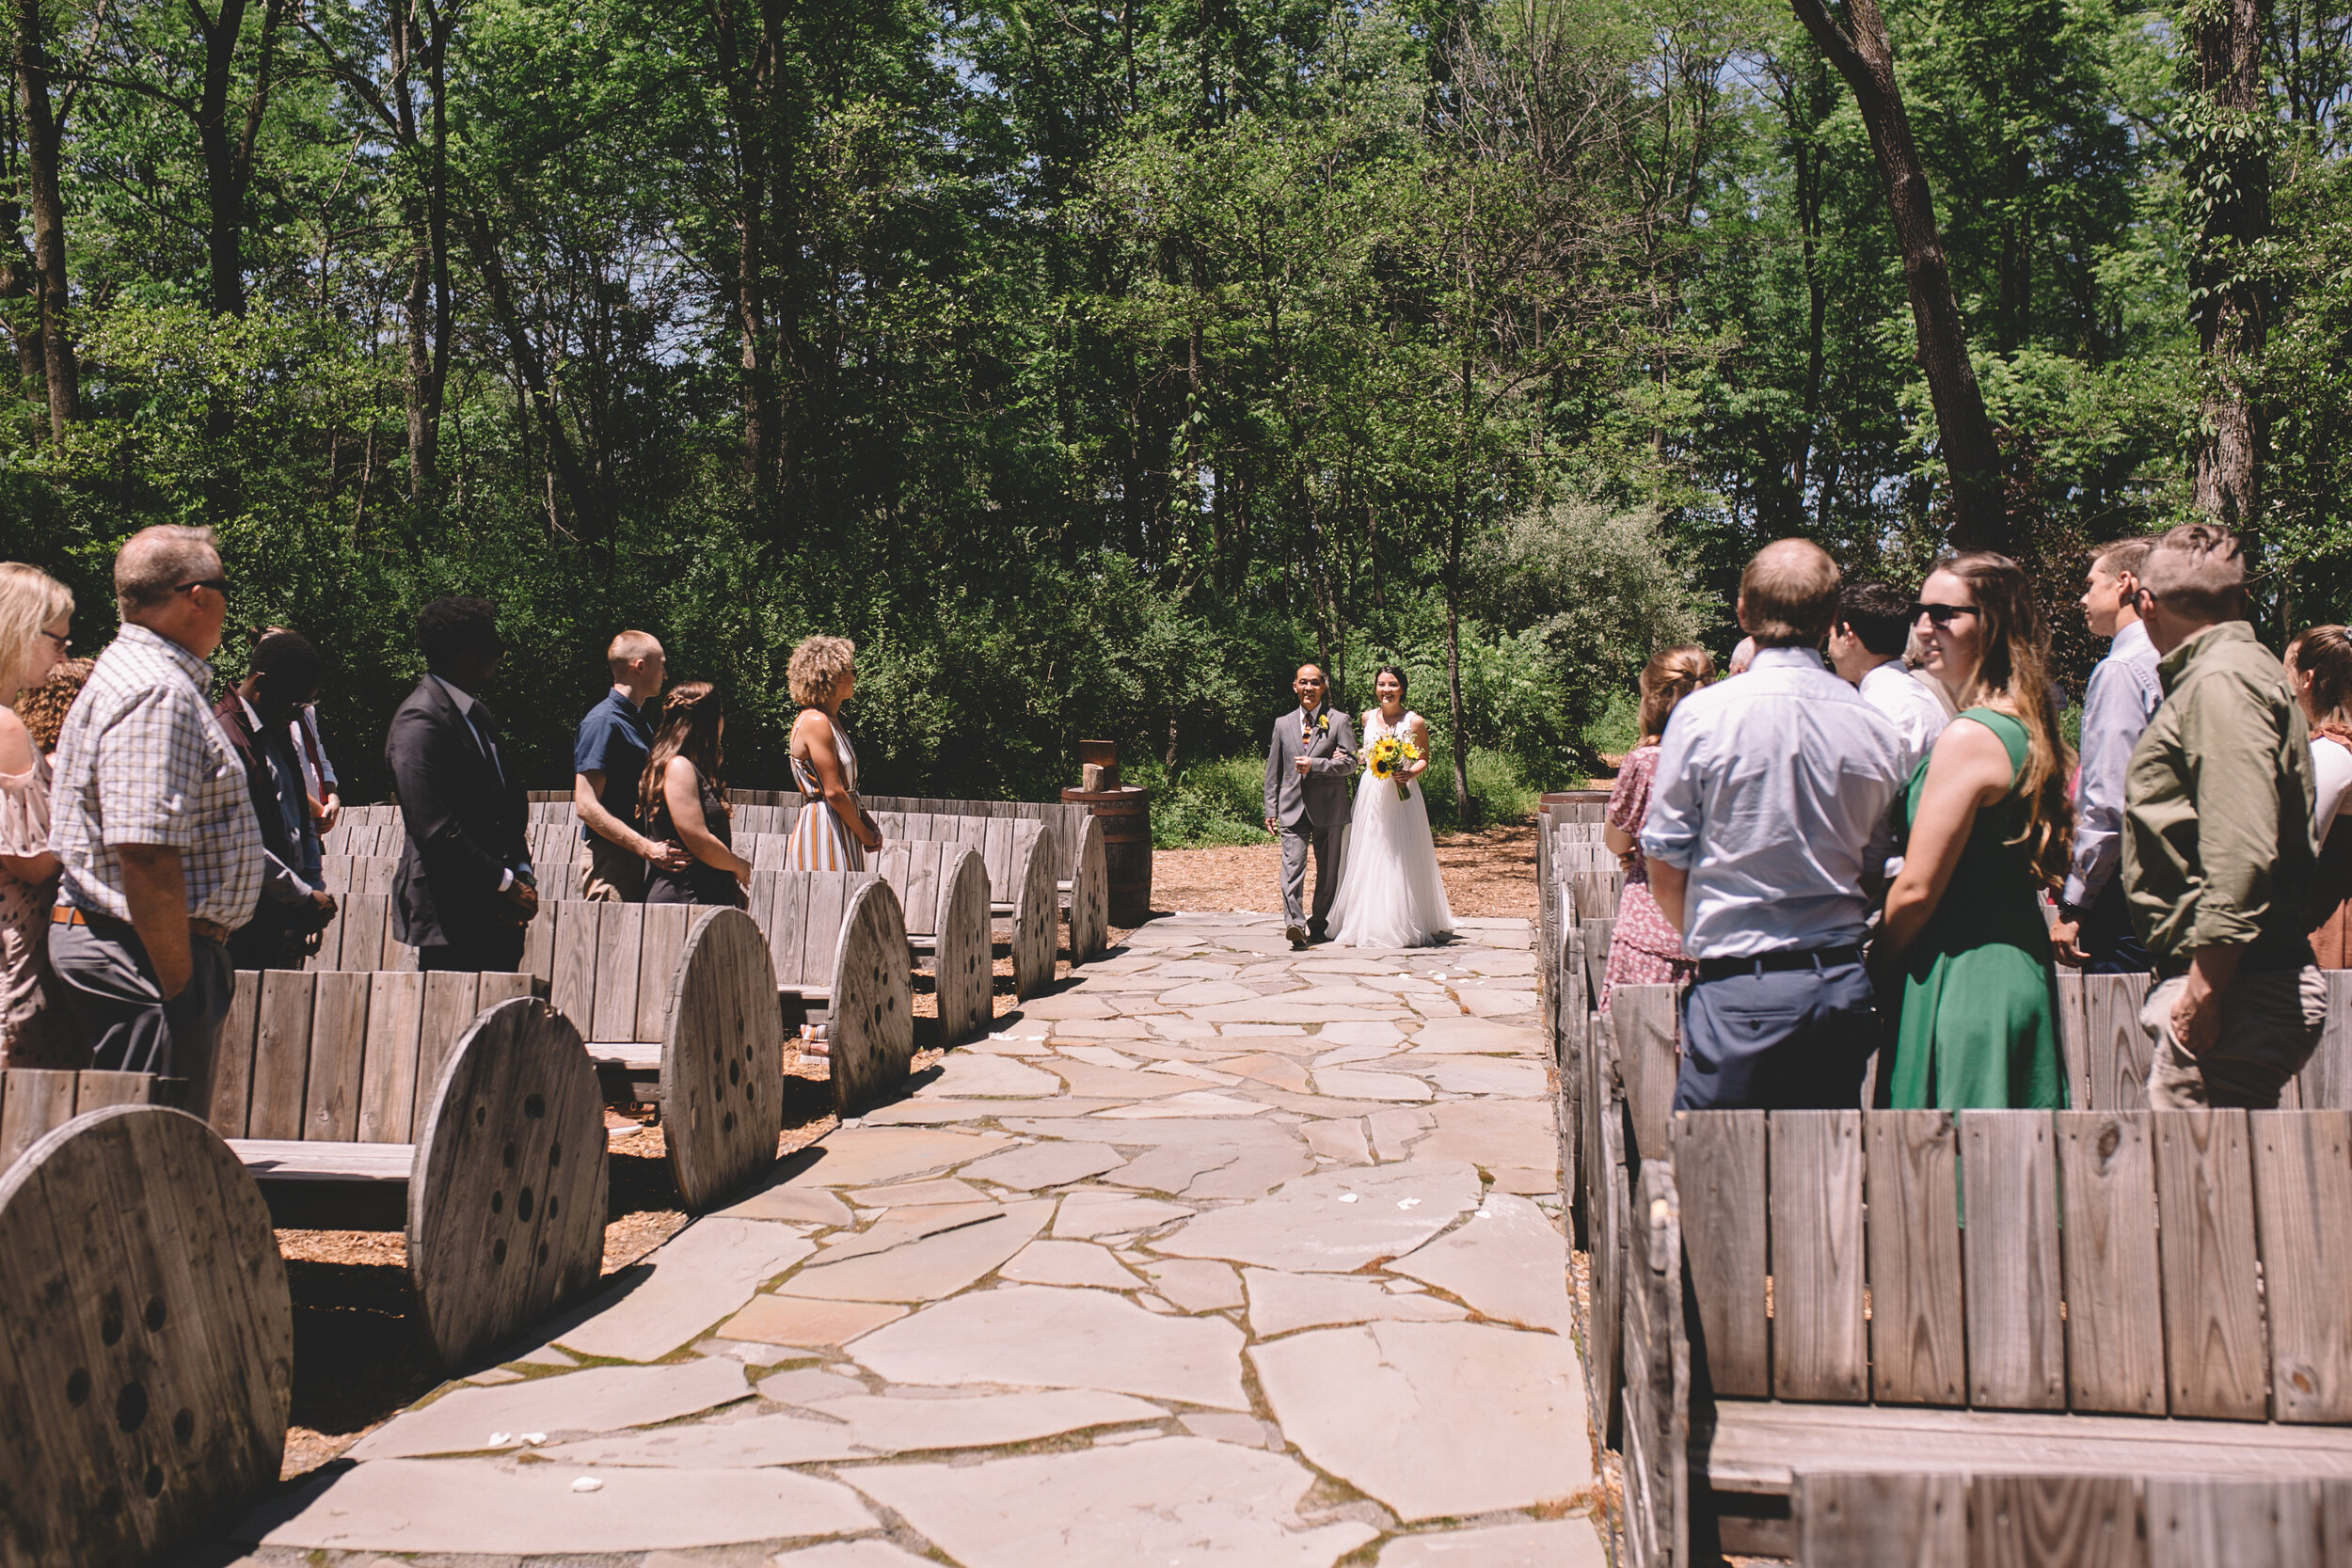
[2084,973,2155,1113]
[2153,1108,2269,1421]
[1670,1109,1768,1399]
[1619,1160,1689,1568]
[2056,1110,2167,1416]
[801,873,847,992]
[1796,1472,1966,1568]
[2146,1478,2322,1568]
[1864,1109,1965,1406]
[0,1069,80,1168]
[2056,974,2093,1115]
[636,901,692,1044]
[1961,1110,2065,1410]
[2252,1110,2352,1424]
[1770,1109,1867,1402]
[71,1071,159,1111]
[201,969,262,1137]
[303,972,372,1142]
[1971,1474,2146,1567]
[410,973,479,1133]
[1611,984,1677,1164]
[358,972,425,1145]
[245,971,317,1142]
[549,900,599,1032]
[660,909,785,1212]
[590,900,645,1044]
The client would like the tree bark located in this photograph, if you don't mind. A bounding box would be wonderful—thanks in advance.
[707,0,783,500]
[188,0,286,320]
[2187,0,2268,530]
[0,102,42,389]
[1788,0,2008,550]
[469,213,603,540]
[13,0,76,444]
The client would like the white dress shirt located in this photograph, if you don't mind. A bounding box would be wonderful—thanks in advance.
[2060,618,2163,910]
[1641,646,1909,958]
[1857,658,1951,779]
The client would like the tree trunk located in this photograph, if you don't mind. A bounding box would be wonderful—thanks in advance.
[1788,0,2008,550]
[707,0,783,501]
[190,0,285,321]
[2186,0,2267,530]
[469,214,603,538]
[13,0,75,445]
[1447,349,1472,824]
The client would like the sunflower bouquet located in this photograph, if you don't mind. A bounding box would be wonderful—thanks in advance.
[1366,734,1422,800]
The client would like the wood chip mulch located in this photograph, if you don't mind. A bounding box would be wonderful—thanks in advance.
[1150,817,1538,922]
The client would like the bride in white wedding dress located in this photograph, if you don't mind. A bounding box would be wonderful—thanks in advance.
[1327,667,1455,948]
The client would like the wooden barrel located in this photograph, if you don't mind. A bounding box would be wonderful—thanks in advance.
[1060,785,1152,926]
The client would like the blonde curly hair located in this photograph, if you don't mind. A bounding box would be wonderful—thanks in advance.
[787,635,857,707]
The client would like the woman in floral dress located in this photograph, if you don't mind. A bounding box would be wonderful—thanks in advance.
[1599,646,1714,1006]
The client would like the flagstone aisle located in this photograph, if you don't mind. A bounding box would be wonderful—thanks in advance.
[226,912,1601,1567]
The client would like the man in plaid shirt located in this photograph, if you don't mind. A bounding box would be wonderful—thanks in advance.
[48,525,262,1073]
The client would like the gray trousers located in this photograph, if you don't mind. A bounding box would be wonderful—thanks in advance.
[579,832,644,903]
[49,920,233,1077]
[2144,965,2327,1110]
[1279,819,1344,932]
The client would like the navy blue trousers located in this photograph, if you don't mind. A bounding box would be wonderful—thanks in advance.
[1673,958,1878,1112]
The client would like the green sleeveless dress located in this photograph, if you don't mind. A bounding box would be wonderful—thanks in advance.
[1887,708,2067,1111]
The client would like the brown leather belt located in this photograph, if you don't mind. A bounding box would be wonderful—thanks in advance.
[52,906,232,945]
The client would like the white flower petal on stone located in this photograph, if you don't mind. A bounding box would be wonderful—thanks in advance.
[1398,1197,1422,1211]
[1338,1193,1359,1203]
[487,1432,512,1447]
[1474,1209,1493,1219]
[570,1476,603,1493]
[521,1432,547,1444]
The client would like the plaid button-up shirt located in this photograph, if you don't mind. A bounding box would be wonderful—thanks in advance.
[49,624,262,928]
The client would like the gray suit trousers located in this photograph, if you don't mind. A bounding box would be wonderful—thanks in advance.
[1280,821,1343,932]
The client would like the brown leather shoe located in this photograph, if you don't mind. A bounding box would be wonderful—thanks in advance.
[1285,923,1309,949]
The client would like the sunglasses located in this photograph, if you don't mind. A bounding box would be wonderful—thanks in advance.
[1911,602,1981,626]
[177,577,231,598]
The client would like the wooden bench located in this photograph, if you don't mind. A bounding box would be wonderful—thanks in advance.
[863,794,1111,970]
[1534,795,1625,1242]
[0,1102,293,1565]
[743,870,915,1114]
[866,806,1060,998]
[0,1068,189,1172]
[319,851,397,895]
[518,901,785,1211]
[192,973,607,1369]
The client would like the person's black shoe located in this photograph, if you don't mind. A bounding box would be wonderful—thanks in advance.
[1285,923,1310,949]
[1307,925,1330,944]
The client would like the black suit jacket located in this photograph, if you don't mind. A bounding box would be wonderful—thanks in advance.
[387,675,531,951]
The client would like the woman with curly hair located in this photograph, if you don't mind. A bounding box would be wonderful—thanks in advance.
[783,634,881,871]
[1876,552,2074,1110]
[15,655,89,753]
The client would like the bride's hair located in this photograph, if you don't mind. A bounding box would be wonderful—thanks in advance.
[1638,645,1714,743]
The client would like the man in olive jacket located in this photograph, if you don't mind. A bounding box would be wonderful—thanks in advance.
[2123,523,2324,1109]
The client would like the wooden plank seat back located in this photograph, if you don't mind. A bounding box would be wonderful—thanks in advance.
[0,1103,293,1567]
[744,870,915,1114]
[195,971,607,1367]
[1058,808,1110,960]
[318,853,398,895]
[2055,970,2352,1113]
[867,841,991,1046]
[521,901,786,1212]
[302,891,416,974]
[1,1069,188,1173]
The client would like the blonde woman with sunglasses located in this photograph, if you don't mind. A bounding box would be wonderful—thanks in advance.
[0,562,76,1065]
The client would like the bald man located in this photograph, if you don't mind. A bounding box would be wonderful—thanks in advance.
[47,525,262,1073]
[1640,539,1907,1111]
[1263,663,1358,947]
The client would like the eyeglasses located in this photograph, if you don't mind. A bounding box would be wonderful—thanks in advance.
[1911,602,1981,626]
[177,577,230,598]
[37,628,68,649]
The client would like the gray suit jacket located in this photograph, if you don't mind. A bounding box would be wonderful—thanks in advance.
[1264,704,1359,831]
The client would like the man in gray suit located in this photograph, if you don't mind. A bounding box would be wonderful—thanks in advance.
[1263,663,1359,949]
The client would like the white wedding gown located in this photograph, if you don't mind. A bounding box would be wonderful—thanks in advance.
[1326,710,1455,948]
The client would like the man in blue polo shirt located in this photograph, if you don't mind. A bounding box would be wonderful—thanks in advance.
[572,630,690,900]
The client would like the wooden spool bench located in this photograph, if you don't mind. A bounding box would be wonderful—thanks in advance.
[744,869,914,1113]
[521,902,786,1212]
[865,803,1060,997]
[0,1103,293,1566]
[189,974,606,1370]
[863,794,1112,972]
[1,1069,190,1172]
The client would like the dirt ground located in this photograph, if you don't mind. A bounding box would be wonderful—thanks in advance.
[1151,816,1539,922]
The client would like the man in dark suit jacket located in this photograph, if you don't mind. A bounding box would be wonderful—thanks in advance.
[387,597,537,971]
[217,629,338,970]
[1263,663,1358,949]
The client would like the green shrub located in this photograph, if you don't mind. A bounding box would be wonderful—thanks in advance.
[1128,755,1275,847]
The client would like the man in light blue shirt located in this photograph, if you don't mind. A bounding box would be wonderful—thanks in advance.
[2053,538,2161,974]
[1642,539,1909,1110]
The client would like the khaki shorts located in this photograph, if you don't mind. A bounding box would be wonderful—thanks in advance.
[579,832,643,903]
[2144,965,2326,1110]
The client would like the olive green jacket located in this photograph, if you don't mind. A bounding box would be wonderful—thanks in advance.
[2122,621,2318,967]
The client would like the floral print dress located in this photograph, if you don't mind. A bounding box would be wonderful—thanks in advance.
[1600,741,1693,1006]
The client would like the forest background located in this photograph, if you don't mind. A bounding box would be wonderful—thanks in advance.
[4,0,2348,841]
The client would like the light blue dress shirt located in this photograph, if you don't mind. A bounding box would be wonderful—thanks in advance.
[1641,645,1908,958]
[2061,617,2162,910]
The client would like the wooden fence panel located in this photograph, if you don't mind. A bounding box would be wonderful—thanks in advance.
[2250,1110,2352,1424]
[2056,1111,2167,1416]
[1864,1110,1965,1407]
[2153,1109,2269,1421]
[1670,1110,1769,1399]
[1769,1110,1867,1402]
[1960,1111,2065,1410]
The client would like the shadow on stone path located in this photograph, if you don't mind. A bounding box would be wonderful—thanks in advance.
[199,912,1603,1568]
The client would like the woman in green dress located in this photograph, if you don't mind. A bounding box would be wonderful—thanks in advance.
[1877,551,2074,1109]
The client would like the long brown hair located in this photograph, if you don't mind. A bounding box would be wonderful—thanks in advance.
[2289,626,2352,743]
[1638,645,1713,743]
[640,682,729,826]
[1933,551,2074,887]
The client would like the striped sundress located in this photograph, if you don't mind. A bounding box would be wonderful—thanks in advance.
[785,714,866,871]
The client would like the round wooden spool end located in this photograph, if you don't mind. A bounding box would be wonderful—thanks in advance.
[1011,834,1057,1000]
[408,997,609,1369]
[0,1104,291,1567]
[662,907,786,1212]
[935,846,992,1047]
[830,879,914,1115]
[1070,815,1109,962]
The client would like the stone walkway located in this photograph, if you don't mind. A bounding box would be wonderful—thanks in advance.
[224,912,1600,1566]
